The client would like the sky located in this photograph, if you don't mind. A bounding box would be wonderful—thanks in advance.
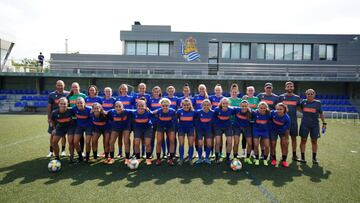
[1,0,360,60]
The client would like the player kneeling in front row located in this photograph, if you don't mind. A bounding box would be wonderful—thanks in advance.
[51,97,73,162]
[270,103,291,167]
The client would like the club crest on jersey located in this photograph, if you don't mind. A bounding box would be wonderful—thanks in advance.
[180,37,200,62]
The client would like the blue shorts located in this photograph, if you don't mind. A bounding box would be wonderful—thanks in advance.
[253,129,270,139]
[94,126,112,135]
[289,120,298,136]
[134,127,152,139]
[233,126,252,138]
[157,125,175,133]
[178,127,195,137]
[196,129,213,140]
[54,126,70,137]
[214,126,232,137]
[299,124,320,140]
[75,126,93,136]
[67,122,77,136]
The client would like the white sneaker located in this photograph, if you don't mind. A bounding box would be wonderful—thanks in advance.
[202,152,206,158]
[241,149,246,158]
[250,150,256,159]
[46,152,53,158]
[82,152,86,157]
[61,151,67,157]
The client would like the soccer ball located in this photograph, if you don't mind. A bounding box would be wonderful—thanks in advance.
[128,158,139,170]
[48,159,61,172]
[230,159,242,171]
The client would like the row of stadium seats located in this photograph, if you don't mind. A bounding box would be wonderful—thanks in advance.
[300,94,349,100]
[0,89,38,94]
[321,99,352,106]
[20,95,48,101]
[322,106,358,113]
[14,101,48,108]
[0,96,7,100]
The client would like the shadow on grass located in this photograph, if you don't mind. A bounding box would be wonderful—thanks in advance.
[0,157,331,187]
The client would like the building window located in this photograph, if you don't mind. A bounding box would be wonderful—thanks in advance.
[275,44,284,60]
[147,42,159,56]
[265,43,275,60]
[208,42,219,58]
[222,42,250,59]
[159,42,170,56]
[257,43,313,61]
[257,43,265,59]
[241,43,250,59]
[294,44,303,60]
[284,44,293,60]
[222,43,231,58]
[125,41,170,56]
[125,41,136,55]
[303,44,312,60]
[231,43,240,59]
[319,44,336,61]
[136,41,147,56]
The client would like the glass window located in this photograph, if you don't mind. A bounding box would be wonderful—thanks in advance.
[257,43,265,59]
[125,41,136,55]
[209,42,218,58]
[319,45,326,60]
[326,45,335,60]
[241,43,250,59]
[136,41,147,55]
[284,44,293,60]
[303,44,312,60]
[159,42,170,56]
[147,42,158,56]
[275,44,284,60]
[294,44,303,60]
[265,43,275,60]
[231,43,240,59]
[222,43,231,58]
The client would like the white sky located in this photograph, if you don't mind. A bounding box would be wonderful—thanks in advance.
[1,0,359,59]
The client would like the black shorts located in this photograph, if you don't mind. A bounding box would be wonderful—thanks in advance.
[178,128,195,137]
[233,126,252,138]
[157,125,175,133]
[289,120,299,137]
[196,129,213,140]
[134,127,152,139]
[94,127,111,135]
[299,123,320,140]
[214,126,232,137]
[75,126,93,136]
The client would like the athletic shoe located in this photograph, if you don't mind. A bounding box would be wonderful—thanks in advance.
[204,158,211,165]
[281,161,289,168]
[298,159,307,164]
[263,160,269,166]
[214,158,221,164]
[178,159,184,166]
[241,150,246,158]
[69,155,75,164]
[188,158,194,165]
[312,159,319,165]
[101,152,105,158]
[226,158,232,165]
[108,158,115,165]
[117,154,123,158]
[142,154,146,159]
[292,155,299,161]
[250,150,256,159]
[155,159,161,166]
[254,159,260,166]
[195,159,203,164]
[259,154,264,160]
[82,152,86,157]
[46,152,53,158]
[146,159,152,165]
[245,158,253,165]
[220,153,226,158]
[210,153,215,159]
[124,159,130,165]
[271,159,277,166]
[61,151,66,157]
[167,159,175,166]
[163,155,168,159]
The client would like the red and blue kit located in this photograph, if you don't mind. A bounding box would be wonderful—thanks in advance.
[101,97,116,111]
[85,96,103,107]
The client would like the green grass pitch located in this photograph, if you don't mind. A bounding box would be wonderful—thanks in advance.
[0,115,359,202]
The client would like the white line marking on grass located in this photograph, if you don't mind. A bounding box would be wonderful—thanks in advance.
[350,150,358,153]
[245,170,279,203]
[0,135,44,150]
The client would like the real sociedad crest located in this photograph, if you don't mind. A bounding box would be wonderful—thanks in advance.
[180,37,200,62]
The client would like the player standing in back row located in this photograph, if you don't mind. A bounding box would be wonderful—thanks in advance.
[278,81,302,161]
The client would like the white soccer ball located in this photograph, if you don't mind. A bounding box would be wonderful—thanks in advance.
[230,159,242,171]
[128,158,139,170]
[48,159,61,172]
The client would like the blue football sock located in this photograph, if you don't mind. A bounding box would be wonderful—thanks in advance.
[141,144,145,156]
[162,139,167,155]
[179,145,184,160]
[205,146,211,159]
[188,145,194,160]
[197,147,203,160]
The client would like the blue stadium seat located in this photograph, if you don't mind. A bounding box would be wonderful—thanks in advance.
[21,95,27,100]
[223,93,230,97]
